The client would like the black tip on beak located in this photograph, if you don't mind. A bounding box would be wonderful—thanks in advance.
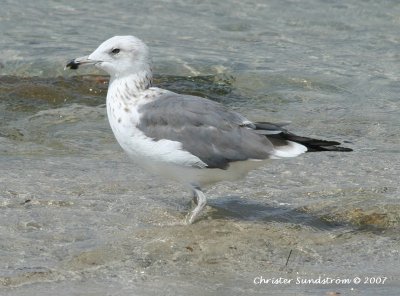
[65,59,80,70]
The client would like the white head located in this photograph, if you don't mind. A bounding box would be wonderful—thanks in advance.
[67,35,151,79]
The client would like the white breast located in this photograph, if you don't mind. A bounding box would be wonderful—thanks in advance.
[106,81,207,171]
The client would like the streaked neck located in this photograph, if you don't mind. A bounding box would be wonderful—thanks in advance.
[109,70,153,97]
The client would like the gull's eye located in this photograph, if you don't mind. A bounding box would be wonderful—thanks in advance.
[111,48,120,54]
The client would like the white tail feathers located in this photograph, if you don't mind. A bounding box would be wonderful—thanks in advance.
[270,140,307,159]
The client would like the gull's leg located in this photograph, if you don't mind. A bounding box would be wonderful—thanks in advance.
[186,187,207,224]
[191,188,199,205]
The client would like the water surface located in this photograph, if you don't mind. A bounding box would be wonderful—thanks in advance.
[1,0,399,295]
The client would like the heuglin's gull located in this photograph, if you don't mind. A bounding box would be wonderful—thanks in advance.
[66,35,352,224]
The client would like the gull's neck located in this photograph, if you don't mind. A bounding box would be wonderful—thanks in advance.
[108,68,153,99]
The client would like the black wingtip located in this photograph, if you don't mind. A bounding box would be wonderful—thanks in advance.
[255,122,353,153]
[287,136,353,152]
[306,145,353,152]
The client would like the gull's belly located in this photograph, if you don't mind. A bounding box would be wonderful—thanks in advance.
[151,159,268,187]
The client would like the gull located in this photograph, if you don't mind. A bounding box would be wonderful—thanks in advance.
[66,35,352,224]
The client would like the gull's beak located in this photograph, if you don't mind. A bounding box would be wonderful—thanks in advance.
[65,55,100,70]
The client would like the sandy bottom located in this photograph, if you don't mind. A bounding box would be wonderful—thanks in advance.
[1,151,398,295]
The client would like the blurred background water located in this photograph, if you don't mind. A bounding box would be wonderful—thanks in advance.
[0,0,399,295]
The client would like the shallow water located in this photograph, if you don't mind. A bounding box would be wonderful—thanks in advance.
[1,0,400,295]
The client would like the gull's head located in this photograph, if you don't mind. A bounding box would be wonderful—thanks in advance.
[66,35,151,78]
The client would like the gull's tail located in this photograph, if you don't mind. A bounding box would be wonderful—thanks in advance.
[254,122,353,153]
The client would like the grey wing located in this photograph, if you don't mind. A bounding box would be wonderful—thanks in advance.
[137,93,274,169]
